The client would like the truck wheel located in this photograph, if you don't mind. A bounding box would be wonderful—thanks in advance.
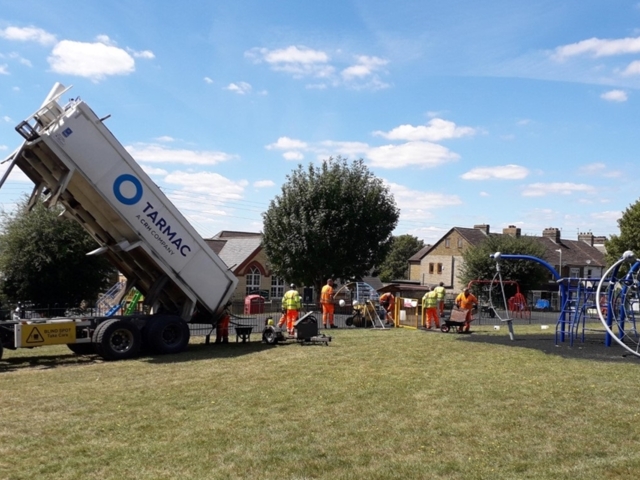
[144,315,190,355]
[93,319,141,361]
[67,343,95,355]
[0,342,3,360]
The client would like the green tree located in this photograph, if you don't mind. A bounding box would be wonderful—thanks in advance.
[459,234,549,299]
[0,197,116,309]
[378,234,425,282]
[263,157,399,292]
[605,200,640,266]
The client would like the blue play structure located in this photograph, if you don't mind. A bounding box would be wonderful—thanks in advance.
[490,253,607,347]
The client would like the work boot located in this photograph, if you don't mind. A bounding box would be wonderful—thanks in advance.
[330,324,338,329]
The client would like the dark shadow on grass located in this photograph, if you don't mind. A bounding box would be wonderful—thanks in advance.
[140,340,281,364]
[456,332,640,363]
[0,339,302,371]
[0,351,101,372]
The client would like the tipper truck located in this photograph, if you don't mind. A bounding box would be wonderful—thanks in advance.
[0,83,238,361]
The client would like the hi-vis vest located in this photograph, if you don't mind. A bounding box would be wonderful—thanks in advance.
[321,285,333,304]
[282,290,301,310]
[434,286,446,300]
[423,290,438,308]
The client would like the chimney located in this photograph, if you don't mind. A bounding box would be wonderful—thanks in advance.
[474,224,490,235]
[578,231,594,246]
[542,227,561,243]
[503,225,521,238]
[593,236,607,245]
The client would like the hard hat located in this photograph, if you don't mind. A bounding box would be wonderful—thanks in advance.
[352,300,359,306]
[290,283,296,288]
[339,299,346,307]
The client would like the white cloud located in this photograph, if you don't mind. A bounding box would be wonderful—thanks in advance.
[225,81,252,94]
[246,46,333,78]
[204,77,213,84]
[341,56,389,89]
[374,118,476,142]
[3,115,12,122]
[283,151,304,161]
[266,137,308,150]
[155,136,175,143]
[387,183,462,228]
[522,182,596,197]
[367,141,459,169]
[590,210,621,222]
[461,165,530,180]
[317,140,370,158]
[579,162,622,178]
[129,49,155,59]
[139,165,168,176]
[253,180,275,188]
[622,60,640,76]
[0,26,56,45]
[164,171,247,199]
[601,89,627,102]
[341,55,387,80]
[553,35,640,61]
[479,191,490,197]
[126,143,236,165]
[48,39,135,81]
[0,64,8,75]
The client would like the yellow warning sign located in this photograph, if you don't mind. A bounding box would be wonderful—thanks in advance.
[20,322,76,347]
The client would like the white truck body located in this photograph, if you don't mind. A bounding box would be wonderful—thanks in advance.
[6,83,238,323]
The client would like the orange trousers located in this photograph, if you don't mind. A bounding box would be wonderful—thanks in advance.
[216,315,230,343]
[278,310,298,334]
[322,303,334,327]
[425,307,439,328]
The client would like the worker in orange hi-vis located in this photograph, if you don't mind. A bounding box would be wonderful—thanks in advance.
[279,284,302,335]
[379,292,395,326]
[320,278,337,329]
[434,282,446,316]
[455,287,478,333]
[215,313,230,344]
[422,287,440,329]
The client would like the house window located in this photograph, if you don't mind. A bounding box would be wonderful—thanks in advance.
[569,267,580,278]
[444,238,451,248]
[429,263,434,274]
[585,269,592,278]
[437,263,443,274]
[245,266,261,295]
[271,276,285,299]
[457,238,463,248]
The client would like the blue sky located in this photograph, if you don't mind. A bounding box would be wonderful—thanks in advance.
[1,0,639,245]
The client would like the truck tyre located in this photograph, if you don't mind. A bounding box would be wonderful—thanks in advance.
[144,315,190,355]
[67,343,95,355]
[0,342,3,360]
[93,319,141,361]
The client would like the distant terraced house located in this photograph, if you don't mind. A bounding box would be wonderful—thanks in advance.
[409,224,606,297]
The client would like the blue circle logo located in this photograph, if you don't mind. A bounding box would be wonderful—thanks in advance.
[113,174,143,205]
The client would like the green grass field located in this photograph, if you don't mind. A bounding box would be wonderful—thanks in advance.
[1,325,639,479]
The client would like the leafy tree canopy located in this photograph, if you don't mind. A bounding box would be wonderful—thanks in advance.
[459,234,549,298]
[378,234,425,282]
[605,199,640,267]
[262,157,399,291]
[0,196,116,308]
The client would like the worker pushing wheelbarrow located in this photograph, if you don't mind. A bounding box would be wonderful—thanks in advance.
[441,287,478,334]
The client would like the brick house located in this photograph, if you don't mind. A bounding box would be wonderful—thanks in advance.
[409,224,607,295]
